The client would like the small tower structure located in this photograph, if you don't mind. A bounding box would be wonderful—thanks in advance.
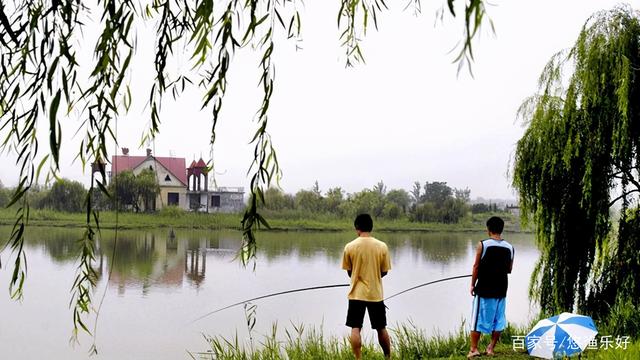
[187,158,209,192]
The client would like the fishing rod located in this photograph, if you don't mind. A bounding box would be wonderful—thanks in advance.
[190,284,349,323]
[191,274,471,324]
[383,274,471,301]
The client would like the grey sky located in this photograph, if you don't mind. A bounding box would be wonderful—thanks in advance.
[0,0,633,199]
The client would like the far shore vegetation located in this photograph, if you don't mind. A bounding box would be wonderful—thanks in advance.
[0,206,519,233]
[0,178,520,232]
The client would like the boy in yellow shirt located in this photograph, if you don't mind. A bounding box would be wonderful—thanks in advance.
[342,214,392,360]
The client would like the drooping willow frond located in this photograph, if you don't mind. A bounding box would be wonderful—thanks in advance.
[513,5,640,316]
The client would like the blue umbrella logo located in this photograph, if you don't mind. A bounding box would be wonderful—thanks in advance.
[526,312,598,359]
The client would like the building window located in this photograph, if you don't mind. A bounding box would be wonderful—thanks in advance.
[168,192,179,206]
[211,195,221,207]
[164,175,171,182]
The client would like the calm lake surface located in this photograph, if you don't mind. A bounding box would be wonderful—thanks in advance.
[0,227,538,359]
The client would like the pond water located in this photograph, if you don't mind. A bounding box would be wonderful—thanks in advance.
[0,227,538,359]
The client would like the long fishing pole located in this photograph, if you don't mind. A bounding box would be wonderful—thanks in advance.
[191,274,472,323]
[190,284,349,323]
[383,274,471,301]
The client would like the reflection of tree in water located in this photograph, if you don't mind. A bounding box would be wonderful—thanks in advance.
[12,227,531,293]
[256,231,352,260]
[253,231,472,265]
[385,232,472,264]
[21,227,85,263]
[103,233,156,289]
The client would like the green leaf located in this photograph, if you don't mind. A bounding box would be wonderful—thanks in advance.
[49,89,62,169]
[447,0,456,16]
[110,50,132,101]
[47,57,59,91]
[275,9,285,29]
[35,154,50,183]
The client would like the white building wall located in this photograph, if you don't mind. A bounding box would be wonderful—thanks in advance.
[133,157,188,210]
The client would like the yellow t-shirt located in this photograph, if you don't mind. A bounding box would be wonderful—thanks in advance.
[341,236,391,301]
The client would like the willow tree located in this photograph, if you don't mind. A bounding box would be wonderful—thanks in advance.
[0,0,490,340]
[513,5,640,322]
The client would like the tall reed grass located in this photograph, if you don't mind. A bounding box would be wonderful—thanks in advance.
[190,321,639,360]
[189,322,536,360]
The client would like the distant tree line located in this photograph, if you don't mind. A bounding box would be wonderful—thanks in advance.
[1,176,507,224]
[260,180,504,224]
[470,202,500,214]
[0,170,160,213]
[0,178,86,212]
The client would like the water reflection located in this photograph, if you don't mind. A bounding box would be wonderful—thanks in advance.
[102,231,242,292]
[0,225,537,360]
[10,227,533,293]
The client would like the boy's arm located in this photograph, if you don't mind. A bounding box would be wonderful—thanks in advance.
[381,245,391,277]
[342,246,352,277]
[508,246,515,274]
[470,242,482,296]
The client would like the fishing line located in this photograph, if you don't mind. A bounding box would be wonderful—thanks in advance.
[190,274,472,324]
[92,115,121,347]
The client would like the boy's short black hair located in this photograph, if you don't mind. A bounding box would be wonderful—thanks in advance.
[486,216,504,234]
[354,214,373,232]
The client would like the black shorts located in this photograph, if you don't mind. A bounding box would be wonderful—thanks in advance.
[346,300,387,329]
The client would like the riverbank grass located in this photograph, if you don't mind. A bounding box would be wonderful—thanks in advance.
[0,207,519,232]
[192,322,639,360]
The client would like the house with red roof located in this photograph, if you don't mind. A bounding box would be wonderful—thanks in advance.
[110,148,244,212]
[111,148,188,210]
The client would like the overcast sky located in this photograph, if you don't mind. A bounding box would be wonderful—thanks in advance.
[0,0,635,199]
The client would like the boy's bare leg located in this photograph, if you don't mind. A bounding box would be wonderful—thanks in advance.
[486,331,501,355]
[376,328,391,359]
[468,331,481,357]
[350,328,362,360]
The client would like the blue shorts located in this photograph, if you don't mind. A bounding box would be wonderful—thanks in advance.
[470,296,507,334]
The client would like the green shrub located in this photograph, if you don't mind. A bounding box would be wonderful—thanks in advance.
[602,297,640,339]
[159,205,186,217]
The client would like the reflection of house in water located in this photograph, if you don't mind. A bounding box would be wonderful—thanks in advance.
[183,236,239,288]
[108,233,188,296]
[106,232,242,294]
[185,249,206,287]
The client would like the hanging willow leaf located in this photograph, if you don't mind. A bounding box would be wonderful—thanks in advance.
[49,89,61,168]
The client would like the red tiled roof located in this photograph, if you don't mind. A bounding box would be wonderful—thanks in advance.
[195,158,207,168]
[111,155,146,174]
[156,157,188,185]
[111,155,188,185]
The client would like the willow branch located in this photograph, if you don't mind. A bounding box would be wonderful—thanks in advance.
[622,168,640,192]
[614,166,640,192]
[609,189,640,207]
